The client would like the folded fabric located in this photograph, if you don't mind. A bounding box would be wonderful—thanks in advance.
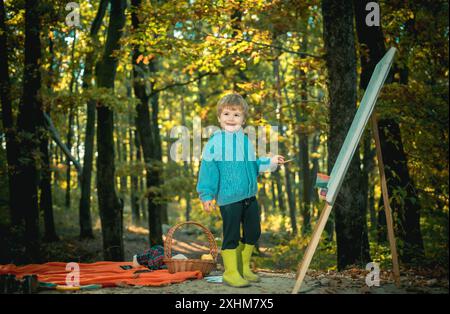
[0,261,202,288]
[135,245,165,270]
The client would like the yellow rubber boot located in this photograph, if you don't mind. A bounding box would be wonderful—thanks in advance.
[236,241,245,276]
[241,244,260,282]
[221,249,250,287]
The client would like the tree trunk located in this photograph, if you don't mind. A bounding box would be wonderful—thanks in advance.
[275,172,286,218]
[15,0,43,262]
[377,205,387,242]
[95,0,126,261]
[79,102,95,239]
[65,30,77,209]
[151,4,169,227]
[131,0,163,246]
[299,75,312,235]
[354,0,424,263]
[0,0,20,226]
[130,128,141,224]
[309,134,320,204]
[323,0,371,270]
[270,180,276,215]
[39,130,58,242]
[79,0,108,240]
[140,175,147,222]
[270,38,287,223]
[52,144,59,190]
[378,118,425,261]
[149,60,168,227]
[284,164,297,235]
[291,34,313,235]
[273,53,297,235]
[76,109,81,162]
[368,171,377,232]
[283,83,302,223]
[180,96,192,222]
[39,32,58,242]
[298,132,311,234]
[115,113,127,203]
[65,105,74,208]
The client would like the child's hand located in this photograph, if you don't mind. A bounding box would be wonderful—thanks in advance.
[270,155,286,165]
[202,200,215,213]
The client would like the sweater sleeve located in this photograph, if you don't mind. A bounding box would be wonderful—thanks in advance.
[196,136,220,202]
[257,156,273,174]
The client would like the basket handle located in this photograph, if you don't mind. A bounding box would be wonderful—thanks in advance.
[164,221,218,261]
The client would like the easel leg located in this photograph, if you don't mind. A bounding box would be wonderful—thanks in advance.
[292,203,333,294]
[371,115,401,287]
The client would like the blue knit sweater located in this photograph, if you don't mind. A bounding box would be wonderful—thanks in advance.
[196,128,273,206]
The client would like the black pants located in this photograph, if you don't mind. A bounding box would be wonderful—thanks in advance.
[219,196,261,250]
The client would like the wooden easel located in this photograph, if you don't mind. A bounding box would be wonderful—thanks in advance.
[291,112,401,294]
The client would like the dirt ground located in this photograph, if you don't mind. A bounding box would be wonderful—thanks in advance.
[39,271,449,294]
[37,225,449,295]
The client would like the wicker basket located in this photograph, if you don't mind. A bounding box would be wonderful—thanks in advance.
[163,221,218,276]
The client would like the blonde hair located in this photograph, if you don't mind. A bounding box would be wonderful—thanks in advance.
[217,93,249,117]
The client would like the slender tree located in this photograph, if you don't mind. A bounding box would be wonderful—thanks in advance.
[149,59,167,228]
[273,49,297,235]
[40,29,58,242]
[130,0,163,246]
[79,0,109,239]
[65,30,77,209]
[180,96,192,222]
[15,0,43,262]
[296,35,313,235]
[322,0,371,270]
[354,0,424,263]
[0,0,19,226]
[130,129,141,224]
[95,0,126,261]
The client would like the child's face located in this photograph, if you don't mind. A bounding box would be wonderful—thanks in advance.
[218,106,245,132]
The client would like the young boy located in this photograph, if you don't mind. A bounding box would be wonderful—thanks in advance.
[196,93,285,287]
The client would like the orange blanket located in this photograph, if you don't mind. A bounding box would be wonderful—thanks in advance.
[0,262,203,288]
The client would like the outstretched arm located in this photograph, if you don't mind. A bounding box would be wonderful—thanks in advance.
[257,154,285,173]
